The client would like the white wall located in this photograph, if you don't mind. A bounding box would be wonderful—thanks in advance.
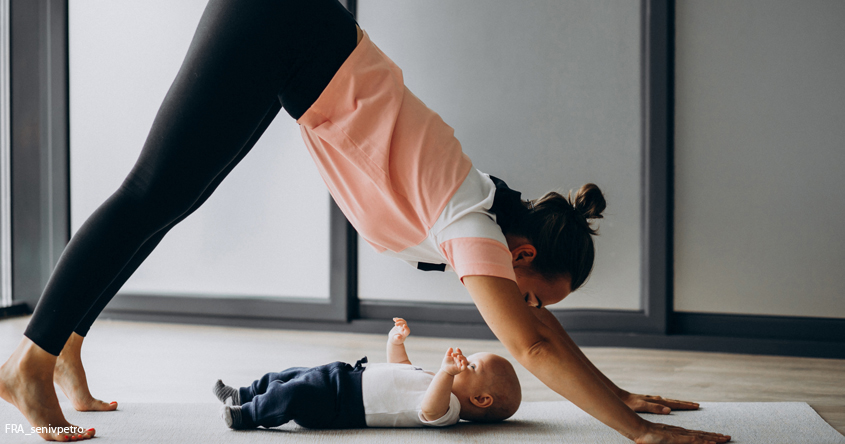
[357,0,643,310]
[69,0,331,299]
[674,0,845,318]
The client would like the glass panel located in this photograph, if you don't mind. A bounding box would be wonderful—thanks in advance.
[69,0,330,299]
[674,0,845,318]
[357,0,642,310]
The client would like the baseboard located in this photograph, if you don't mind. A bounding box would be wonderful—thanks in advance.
[671,312,845,343]
[99,308,845,359]
[0,302,30,319]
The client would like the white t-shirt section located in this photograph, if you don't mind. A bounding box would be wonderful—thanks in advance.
[362,363,461,427]
[378,168,508,271]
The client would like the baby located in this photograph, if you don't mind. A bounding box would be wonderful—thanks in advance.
[213,318,521,429]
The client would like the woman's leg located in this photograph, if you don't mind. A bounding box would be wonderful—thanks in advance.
[1,0,358,440]
[70,102,281,342]
[54,102,282,413]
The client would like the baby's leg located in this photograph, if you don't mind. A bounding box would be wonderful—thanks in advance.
[237,367,310,405]
[229,376,335,429]
[213,367,310,406]
[221,362,364,430]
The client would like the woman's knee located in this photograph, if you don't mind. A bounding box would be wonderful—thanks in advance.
[113,173,206,231]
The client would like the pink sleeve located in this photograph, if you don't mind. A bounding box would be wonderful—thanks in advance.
[439,238,516,283]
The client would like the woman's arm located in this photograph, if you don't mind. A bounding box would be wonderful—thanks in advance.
[463,275,730,443]
[531,307,701,414]
[530,307,625,395]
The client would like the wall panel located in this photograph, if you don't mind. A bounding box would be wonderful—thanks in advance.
[674,0,845,318]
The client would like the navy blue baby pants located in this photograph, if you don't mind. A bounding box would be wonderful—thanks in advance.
[238,358,367,429]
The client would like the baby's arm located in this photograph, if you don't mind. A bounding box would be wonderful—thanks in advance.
[420,347,467,422]
[387,317,412,365]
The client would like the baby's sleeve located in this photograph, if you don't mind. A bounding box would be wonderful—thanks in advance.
[418,393,462,427]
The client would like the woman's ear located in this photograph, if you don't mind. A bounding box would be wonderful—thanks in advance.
[511,244,536,268]
[471,394,494,409]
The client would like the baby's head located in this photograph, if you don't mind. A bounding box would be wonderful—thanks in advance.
[452,352,521,423]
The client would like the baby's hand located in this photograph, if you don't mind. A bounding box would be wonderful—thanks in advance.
[388,317,410,345]
[441,347,468,376]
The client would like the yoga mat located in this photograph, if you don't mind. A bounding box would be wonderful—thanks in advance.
[1,401,843,443]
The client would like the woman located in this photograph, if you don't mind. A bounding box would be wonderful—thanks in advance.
[0,1,730,442]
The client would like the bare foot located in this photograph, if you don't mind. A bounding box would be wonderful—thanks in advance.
[54,333,117,412]
[0,337,96,441]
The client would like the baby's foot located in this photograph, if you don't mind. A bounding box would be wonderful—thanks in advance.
[220,405,245,429]
[212,379,239,406]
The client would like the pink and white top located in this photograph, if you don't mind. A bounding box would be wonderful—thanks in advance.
[297,31,515,283]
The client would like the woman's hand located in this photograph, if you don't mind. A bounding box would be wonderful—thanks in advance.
[635,421,731,444]
[440,347,468,376]
[621,391,701,415]
[388,317,410,345]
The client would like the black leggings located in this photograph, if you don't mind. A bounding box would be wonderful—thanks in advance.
[24,0,358,356]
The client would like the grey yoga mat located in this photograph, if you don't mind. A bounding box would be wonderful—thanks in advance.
[2,401,843,443]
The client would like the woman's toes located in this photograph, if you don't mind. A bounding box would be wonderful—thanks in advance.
[73,397,117,412]
[89,399,117,411]
[62,428,94,441]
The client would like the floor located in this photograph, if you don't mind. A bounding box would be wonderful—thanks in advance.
[1,315,843,435]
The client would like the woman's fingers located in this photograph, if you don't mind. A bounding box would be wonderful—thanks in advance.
[646,395,700,410]
[684,430,730,443]
[664,424,731,443]
[638,423,731,444]
[627,393,701,414]
[643,401,672,414]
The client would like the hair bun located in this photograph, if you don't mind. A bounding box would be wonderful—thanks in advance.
[570,183,606,220]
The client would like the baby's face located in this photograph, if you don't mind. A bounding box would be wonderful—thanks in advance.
[452,352,497,393]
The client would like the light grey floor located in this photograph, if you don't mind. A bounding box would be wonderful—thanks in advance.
[1,315,844,437]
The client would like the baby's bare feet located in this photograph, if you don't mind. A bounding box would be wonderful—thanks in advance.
[0,338,96,441]
[54,333,117,412]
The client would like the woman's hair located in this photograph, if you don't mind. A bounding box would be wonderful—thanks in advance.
[510,183,606,291]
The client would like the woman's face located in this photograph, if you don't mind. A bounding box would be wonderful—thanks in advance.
[513,267,572,309]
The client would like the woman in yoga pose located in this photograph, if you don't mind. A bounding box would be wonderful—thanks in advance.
[0,1,730,442]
